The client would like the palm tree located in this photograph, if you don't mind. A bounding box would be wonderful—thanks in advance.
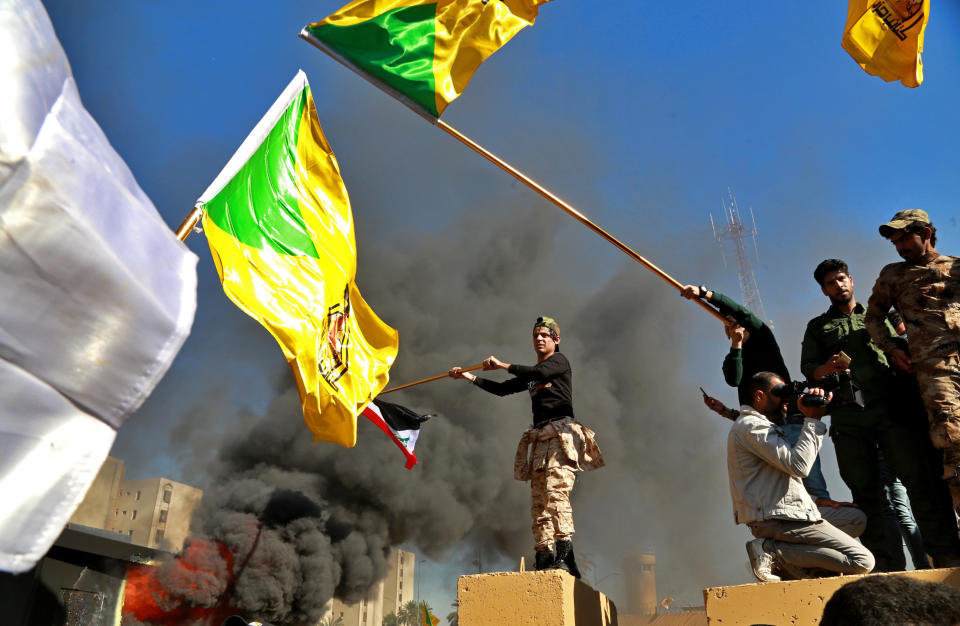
[382,612,401,626]
[317,615,343,626]
[446,599,459,626]
[398,600,421,625]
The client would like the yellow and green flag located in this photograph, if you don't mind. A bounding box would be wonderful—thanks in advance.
[421,601,439,626]
[301,0,553,118]
[196,71,398,447]
[842,0,928,88]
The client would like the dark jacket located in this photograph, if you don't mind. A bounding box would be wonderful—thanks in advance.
[707,291,790,405]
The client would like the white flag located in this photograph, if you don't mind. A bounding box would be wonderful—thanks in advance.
[0,0,198,572]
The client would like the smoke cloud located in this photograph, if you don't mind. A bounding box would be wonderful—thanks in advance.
[124,184,742,625]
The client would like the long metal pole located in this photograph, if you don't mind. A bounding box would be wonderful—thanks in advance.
[380,363,484,395]
[435,120,729,326]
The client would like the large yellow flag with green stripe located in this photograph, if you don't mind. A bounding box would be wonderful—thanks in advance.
[197,71,398,447]
[301,0,553,118]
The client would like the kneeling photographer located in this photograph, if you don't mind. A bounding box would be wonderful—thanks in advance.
[801,259,960,569]
[728,371,874,581]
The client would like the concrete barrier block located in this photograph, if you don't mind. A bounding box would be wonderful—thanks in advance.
[458,570,617,626]
[703,568,960,624]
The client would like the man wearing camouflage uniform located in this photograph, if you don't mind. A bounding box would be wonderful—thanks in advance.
[448,316,604,577]
[866,210,960,519]
[802,258,960,569]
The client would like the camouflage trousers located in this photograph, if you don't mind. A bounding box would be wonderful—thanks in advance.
[915,354,960,508]
[530,466,576,551]
[515,417,604,551]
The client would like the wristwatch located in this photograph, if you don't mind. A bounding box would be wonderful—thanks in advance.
[697,285,709,299]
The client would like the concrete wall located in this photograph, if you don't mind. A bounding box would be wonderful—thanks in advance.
[458,571,616,626]
[703,568,960,624]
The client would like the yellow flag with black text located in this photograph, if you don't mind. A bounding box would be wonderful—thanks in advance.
[842,0,928,87]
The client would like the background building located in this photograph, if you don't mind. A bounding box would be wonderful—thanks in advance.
[382,549,416,617]
[111,477,202,551]
[320,549,416,626]
[69,456,125,531]
[69,456,202,553]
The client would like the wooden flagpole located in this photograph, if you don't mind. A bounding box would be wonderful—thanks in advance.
[176,206,202,242]
[299,29,727,325]
[380,363,484,395]
[434,120,730,325]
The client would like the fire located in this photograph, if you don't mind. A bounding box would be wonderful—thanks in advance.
[122,537,237,625]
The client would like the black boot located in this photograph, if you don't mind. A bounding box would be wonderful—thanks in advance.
[554,540,581,579]
[535,549,555,571]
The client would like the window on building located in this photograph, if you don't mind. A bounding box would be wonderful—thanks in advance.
[158,510,168,524]
[136,490,141,501]
[128,530,134,536]
[132,510,137,520]
[155,530,164,543]
[162,487,173,503]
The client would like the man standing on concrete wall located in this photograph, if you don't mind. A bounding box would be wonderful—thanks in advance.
[803,258,960,569]
[449,316,603,578]
[867,210,960,526]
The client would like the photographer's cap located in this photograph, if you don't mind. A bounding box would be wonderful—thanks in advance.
[879,209,930,237]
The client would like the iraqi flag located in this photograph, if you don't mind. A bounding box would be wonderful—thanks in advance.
[361,399,431,469]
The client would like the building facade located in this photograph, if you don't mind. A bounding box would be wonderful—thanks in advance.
[111,477,202,551]
[70,456,125,530]
[319,549,415,626]
[69,456,202,553]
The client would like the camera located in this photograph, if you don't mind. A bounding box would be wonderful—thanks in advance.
[771,371,863,409]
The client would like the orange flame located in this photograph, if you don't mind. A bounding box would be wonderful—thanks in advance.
[122,538,236,625]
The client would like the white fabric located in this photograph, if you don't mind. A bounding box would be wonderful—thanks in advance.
[0,361,116,572]
[0,0,198,572]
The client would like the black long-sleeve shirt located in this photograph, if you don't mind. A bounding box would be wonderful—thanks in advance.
[472,352,574,426]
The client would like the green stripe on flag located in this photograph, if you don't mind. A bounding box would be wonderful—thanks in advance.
[203,89,320,258]
[306,3,439,117]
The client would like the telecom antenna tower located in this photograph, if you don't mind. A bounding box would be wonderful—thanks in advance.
[710,189,770,324]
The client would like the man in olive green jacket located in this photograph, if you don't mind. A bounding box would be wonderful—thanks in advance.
[801,258,960,569]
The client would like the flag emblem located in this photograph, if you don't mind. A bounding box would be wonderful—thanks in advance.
[319,287,352,390]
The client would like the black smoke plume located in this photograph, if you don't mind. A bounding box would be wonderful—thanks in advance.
[127,192,736,625]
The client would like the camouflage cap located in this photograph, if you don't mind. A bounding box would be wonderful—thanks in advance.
[533,316,560,337]
[879,209,931,237]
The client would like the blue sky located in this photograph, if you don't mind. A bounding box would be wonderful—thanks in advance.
[43,0,960,614]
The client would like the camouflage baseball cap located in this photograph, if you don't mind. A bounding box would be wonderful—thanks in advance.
[879,209,931,237]
[533,316,560,336]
